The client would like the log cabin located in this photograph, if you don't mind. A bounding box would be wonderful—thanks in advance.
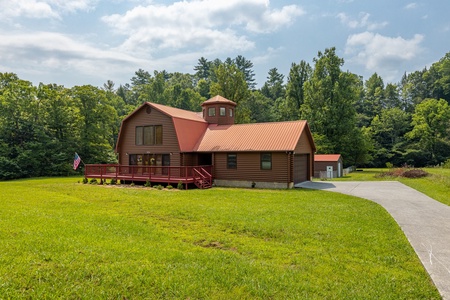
[85,95,316,189]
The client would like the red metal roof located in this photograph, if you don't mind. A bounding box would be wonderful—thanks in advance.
[194,121,308,152]
[201,95,237,107]
[116,99,315,154]
[151,102,206,122]
[315,154,342,162]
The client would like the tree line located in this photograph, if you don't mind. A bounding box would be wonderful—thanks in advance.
[1,49,449,180]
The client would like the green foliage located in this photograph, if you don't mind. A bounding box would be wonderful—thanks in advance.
[407,98,450,164]
[301,47,367,165]
[0,178,440,299]
[177,181,184,190]
[144,180,151,187]
[2,50,450,178]
[166,184,173,189]
[89,178,98,184]
[82,178,88,184]
[443,158,450,168]
[210,63,251,124]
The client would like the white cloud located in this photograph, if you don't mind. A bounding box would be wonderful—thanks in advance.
[0,31,146,82]
[0,0,58,19]
[405,3,417,10]
[102,0,304,55]
[0,0,97,20]
[345,32,424,81]
[337,12,388,31]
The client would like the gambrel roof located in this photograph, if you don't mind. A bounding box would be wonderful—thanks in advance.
[116,96,315,153]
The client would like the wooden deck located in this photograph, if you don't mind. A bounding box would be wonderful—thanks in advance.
[84,164,213,189]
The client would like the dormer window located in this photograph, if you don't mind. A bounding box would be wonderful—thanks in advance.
[220,107,226,116]
[208,107,216,117]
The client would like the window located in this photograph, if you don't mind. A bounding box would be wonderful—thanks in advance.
[220,107,226,116]
[208,107,216,116]
[227,153,237,169]
[135,127,143,145]
[136,125,163,145]
[261,153,272,170]
[229,108,233,117]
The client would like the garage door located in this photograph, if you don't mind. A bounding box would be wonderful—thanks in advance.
[294,154,309,183]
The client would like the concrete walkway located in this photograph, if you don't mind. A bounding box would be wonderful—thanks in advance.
[296,181,450,299]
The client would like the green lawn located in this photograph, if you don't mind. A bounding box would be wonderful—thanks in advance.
[0,178,440,299]
[334,168,450,206]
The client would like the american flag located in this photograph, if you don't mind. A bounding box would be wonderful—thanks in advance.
[73,153,81,170]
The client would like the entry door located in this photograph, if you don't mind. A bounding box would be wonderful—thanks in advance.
[162,154,170,175]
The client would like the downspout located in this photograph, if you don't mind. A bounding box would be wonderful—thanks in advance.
[287,151,291,189]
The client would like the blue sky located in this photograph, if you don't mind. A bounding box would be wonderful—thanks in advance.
[1,0,449,88]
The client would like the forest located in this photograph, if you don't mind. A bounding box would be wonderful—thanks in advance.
[1,47,449,180]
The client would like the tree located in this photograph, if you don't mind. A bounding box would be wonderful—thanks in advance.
[362,73,384,119]
[369,108,411,166]
[70,85,118,164]
[406,98,450,164]
[234,55,256,89]
[426,52,450,103]
[301,47,365,165]
[210,63,251,123]
[283,61,311,121]
[194,57,211,80]
[261,67,285,102]
[384,83,401,109]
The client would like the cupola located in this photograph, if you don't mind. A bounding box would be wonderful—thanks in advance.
[201,95,237,125]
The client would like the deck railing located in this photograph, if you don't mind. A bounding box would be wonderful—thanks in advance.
[84,164,213,187]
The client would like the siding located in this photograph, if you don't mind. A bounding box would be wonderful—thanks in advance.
[314,158,343,177]
[214,152,289,183]
[117,106,180,166]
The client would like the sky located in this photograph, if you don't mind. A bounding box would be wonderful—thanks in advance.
[1,0,449,89]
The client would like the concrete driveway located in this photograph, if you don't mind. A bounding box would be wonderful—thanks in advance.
[296,181,450,299]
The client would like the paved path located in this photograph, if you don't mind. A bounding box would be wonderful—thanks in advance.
[296,181,450,299]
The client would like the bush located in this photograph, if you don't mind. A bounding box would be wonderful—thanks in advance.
[376,168,429,179]
[82,178,88,184]
[402,169,429,178]
[443,158,450,169]
[110,178,117,185]
[177,181,184,190]
[89,178,98,185]
[154,184,163,190]
[166,184,173,190]
[144,180,151,187]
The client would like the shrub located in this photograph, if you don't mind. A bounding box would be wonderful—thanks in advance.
[376,168,429,179]
[443,158,450,169]
[110,178,117,185]
[89,178,98,185]
[154,184,163,190]
[166,184,173,190]
[82,178,88,184]
[402,169,429,178]
[385,162,394,169]
[144,180,151,187]
[177,181,184,190]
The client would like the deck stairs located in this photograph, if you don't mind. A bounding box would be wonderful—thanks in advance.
[193,167,212,189]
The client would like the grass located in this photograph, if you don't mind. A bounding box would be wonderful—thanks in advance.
[333,168,450,206]
[0,177,440,299]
